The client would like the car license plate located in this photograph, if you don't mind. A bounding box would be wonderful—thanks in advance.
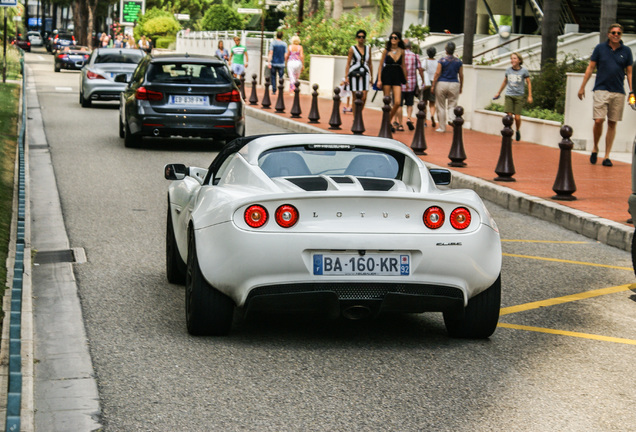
[313,253,410,276]
[169,95,208,105]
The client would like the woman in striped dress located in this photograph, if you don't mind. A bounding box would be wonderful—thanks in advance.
[344,30,373,116]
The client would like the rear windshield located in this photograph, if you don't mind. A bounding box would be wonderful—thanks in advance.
[96,52,144,64]
[146,63,231,84]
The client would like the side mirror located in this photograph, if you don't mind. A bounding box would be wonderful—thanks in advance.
[114,73,128,83]
[164,164,187,180]
[429,168,451,185]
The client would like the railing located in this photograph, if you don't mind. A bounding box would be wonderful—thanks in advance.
[472,36,524,59]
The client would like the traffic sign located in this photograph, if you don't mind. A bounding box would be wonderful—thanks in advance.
[1,0,17,7]
[237,8,261,14]
[120,0,145,25]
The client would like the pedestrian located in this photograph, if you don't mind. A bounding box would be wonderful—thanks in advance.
[431,42,463,132]
[113,34,123,48]
[494,52,533,142]
[285,35,304,93]
[268,31,287,95]
[138,35,150,52]
[393,39,424,131]
[578,23,633,166]
[422,47,438,127]
[339,76,352,113]
[215,40,229,62]
[229,36,249,78]
[377,31,407,132]
[344,29,373,116]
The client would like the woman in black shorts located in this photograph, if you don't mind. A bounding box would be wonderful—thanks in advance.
[377,32,407,129]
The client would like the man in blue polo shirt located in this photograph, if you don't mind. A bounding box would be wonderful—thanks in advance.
[578,23,633,167]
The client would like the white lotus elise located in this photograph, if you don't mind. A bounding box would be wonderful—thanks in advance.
[165,134,502,337]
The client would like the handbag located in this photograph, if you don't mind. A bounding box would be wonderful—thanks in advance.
[349,67,365,78]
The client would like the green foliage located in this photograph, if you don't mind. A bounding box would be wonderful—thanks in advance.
[373,0,393,20]
[155,36,177,49]
[484,102,564,123]
[404,24,430,54]
[529,55,588,114]
[134,8,181,41]
[200,4,244,31]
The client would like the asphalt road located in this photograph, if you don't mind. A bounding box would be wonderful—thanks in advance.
[26,48,636,431]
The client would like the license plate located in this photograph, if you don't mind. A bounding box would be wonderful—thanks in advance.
[313,253,410,276]
[70,55,82,61]
[169,95,208,105]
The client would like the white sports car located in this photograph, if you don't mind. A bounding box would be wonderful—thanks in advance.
[165,134,502,338]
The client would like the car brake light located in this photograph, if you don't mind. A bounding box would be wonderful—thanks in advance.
[423,206,445,229]
[275,204,299,228]
[57,54,68,59]
[135,87,163,101]
[216,90,241,103]
[450,207,471,230]
[87,70,106,80]
[245,205,268,228]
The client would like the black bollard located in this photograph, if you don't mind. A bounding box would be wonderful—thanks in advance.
[249,73,258,105]
[261,77,272,109]
[448,106,467,167]
[351,91,365,135]
[308,84,320,123]
[275,78,285,113]
[552,125,577,201]
[328,87,342,130]
[378,96,393,138]
[290,82,302,118]
[494,114,516,181]
[410,99,428,155]
[239,72,246,100]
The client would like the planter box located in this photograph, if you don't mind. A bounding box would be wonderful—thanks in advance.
[472,109,573,149]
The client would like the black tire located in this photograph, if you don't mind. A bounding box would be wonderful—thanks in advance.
[444,274,501,339]
[54,64,60,72]
[124,120,141,148]
[166,206,186,284]
[632,232,636,277]
[118,114,125,138]
[80,91,91,108]
[185,228,234,336]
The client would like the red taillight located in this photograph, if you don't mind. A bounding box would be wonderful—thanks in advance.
[275,204,299,228]
[423,206,445,229]
[57,54,68,59]
[244,205,268,228]
[450,207,471,230]
[216,90,241,103]
[135,87,163,101]
[87,70,106,80]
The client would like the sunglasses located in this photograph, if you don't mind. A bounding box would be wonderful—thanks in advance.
[390,36,399,40]
[356,35,365,39]
[610,31,622,35]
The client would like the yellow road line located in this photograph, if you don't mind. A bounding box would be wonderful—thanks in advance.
[502,239,590,244]
[503,252,633,271]
[498,323,636,346]
[500,283,634,316]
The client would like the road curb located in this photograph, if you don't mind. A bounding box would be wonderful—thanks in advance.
[246,106,633,252]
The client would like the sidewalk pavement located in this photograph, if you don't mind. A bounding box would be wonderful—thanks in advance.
[246,87,634,252]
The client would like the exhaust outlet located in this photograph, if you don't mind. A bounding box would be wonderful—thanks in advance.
[153,128,160,136]
[342,305,371,320]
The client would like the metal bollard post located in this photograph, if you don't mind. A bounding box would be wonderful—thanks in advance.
[351,91,365,135]
[552,125,577,201]
[494,114,516,181]
[249,73,258,105]
[448,106,467,167]
[275,78,285,113]
[239,72,246,100]
[378,96,393,138]
[261,77,272,109]
[290,82,302,118]
[308,84,320,123]
[410,100,427,155]
[328,87,342,130]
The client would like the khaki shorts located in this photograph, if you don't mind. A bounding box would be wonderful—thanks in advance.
[593,90,625,122]
[504,95,524,115]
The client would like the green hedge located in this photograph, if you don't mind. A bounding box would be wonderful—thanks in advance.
[484,102,564,123]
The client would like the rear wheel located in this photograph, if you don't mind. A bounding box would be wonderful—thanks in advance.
[54,63,60,72]
[632,233,636,277]
[118,113,125,138]
[166,206,186,284]
[124,120,141,148]
[80,91,91,108]
[443,274,501,339]
[185,228,234,335]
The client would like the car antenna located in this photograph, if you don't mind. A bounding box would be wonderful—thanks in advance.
[185,52,190,58]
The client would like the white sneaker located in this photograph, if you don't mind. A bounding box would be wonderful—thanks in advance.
[435,128,446,133]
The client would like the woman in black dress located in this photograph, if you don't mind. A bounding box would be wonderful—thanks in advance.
[377,32,407,130]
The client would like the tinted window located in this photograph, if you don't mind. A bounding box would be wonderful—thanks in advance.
[146,63,231,84]
[96,52,144,64]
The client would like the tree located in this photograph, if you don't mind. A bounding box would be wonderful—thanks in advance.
[462,0,477,65]
[599,0,617,43]
[200,4,243,31]
[541,0,561,69]
[391,0,404,32]
[332,0,342,20]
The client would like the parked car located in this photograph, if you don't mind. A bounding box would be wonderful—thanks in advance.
[51,32,76,53]
[164,134,503,337]
[118,53,245,147]
[628,93,636,275]
[27,31,43,46]
[11,35,31,52]
[79,47,146,107]
[54,45,90,72]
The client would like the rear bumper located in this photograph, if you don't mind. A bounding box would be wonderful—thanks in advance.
[131,113,245,139]
[84,82,127,100]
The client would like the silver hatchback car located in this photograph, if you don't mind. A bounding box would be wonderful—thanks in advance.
[79,47,146,107]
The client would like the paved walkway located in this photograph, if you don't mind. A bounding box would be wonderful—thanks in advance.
[246,87,634,251]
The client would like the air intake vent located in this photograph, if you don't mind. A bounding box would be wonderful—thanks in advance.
[286,177,329,191]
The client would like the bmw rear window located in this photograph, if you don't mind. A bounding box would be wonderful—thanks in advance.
[147,63,231,84]
[96,52,144,64]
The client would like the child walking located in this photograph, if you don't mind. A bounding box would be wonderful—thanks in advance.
[494,52,533,141]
